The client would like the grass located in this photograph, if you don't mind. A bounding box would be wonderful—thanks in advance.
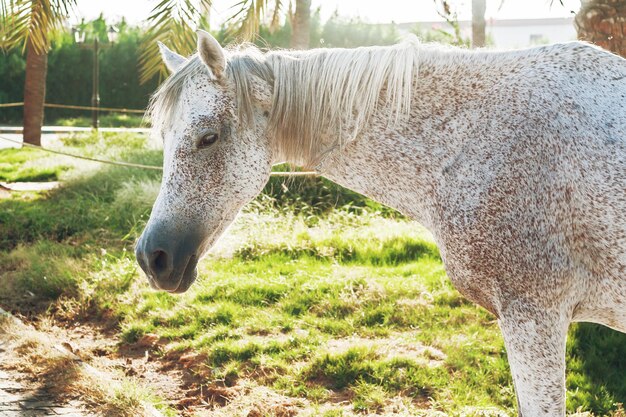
[53,113,146,128]
[0,132,625,416]
[0,147,72,182]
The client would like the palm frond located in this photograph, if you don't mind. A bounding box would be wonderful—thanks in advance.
[1,0,31,50]
[0,0,76,53]
[138,0,212,84]
[223,0,282,42]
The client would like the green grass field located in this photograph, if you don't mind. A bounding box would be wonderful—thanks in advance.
[0,132,624,416]
[53,113,146,128]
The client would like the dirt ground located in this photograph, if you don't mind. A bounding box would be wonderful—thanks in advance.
[0,313,98,417]
[1,303,255,416]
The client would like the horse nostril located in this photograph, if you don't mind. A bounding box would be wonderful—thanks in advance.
[150,249,170,277]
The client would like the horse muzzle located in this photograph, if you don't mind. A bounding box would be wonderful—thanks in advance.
[135,223,204,293]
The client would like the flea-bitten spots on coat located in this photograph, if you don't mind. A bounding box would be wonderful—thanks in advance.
[141,37,626,417]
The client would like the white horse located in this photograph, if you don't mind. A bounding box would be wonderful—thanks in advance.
[135,31,626,416]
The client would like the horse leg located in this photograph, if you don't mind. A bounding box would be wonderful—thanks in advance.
[498,302,570,417]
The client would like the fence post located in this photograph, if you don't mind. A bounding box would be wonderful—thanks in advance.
[91,37,100,130]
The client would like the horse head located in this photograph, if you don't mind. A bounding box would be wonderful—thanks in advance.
[135,31,274,293]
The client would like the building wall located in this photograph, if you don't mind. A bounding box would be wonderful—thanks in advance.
[402,17,577,49]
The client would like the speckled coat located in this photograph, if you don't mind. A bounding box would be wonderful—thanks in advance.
[136,32,626,416]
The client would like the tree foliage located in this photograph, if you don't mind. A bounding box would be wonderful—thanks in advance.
[0,9,472,125]
[137,0,212,83]
[1,0,285,85]
[225,0,284,41]
[0,18,159,124]
[0,0,76,53]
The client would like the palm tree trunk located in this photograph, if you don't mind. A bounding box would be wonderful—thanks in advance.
[290,0,311,49]
[472,0,486,48]
[23,36,47,146]
[575,0,626,58]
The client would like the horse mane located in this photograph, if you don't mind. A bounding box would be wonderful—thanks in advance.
[148,36,421,166]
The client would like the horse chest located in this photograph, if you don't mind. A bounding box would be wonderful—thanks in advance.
[428,175,578,316]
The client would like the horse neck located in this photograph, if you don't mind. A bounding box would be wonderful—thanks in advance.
[316,120,442,228]
[315,48,504,230]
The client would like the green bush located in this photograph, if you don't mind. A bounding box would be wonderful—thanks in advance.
[0,17,158,124]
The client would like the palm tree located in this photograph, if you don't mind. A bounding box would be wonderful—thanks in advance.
[433,0,476,46]
[469,0,626,57]
[575,0,626,57]
[228,0,312,49]
[1,0,77,146]
[2,0,300,145]
[22,34,47,146]
[2,0,309,142]
[138,0,213,84]
[138,0,315,82]
[472,0,486,48]
[290,0,311,49]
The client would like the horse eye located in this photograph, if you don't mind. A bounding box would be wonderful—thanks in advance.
[198,133,218,149]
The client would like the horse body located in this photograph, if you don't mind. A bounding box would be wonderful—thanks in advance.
[136,33,626,416]
[322,41,626,318]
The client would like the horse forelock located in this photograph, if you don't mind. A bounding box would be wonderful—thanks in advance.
[147,45,268,142]
[148,37,421,165]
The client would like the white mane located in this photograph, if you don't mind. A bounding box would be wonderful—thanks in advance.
[149,36,421,166]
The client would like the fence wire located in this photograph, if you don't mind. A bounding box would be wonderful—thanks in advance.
[0,134,318,177]
[0,102,145,114]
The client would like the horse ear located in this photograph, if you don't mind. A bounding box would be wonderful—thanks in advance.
[197,30,226,80]
[158,42,187,73]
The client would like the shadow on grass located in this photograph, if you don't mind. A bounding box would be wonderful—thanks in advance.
[13,344,145,417]
[0,149,162,251]
[234,237,441,266]
[0,148,71,182]
[0,149,162,316]
[567,323,626,414]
